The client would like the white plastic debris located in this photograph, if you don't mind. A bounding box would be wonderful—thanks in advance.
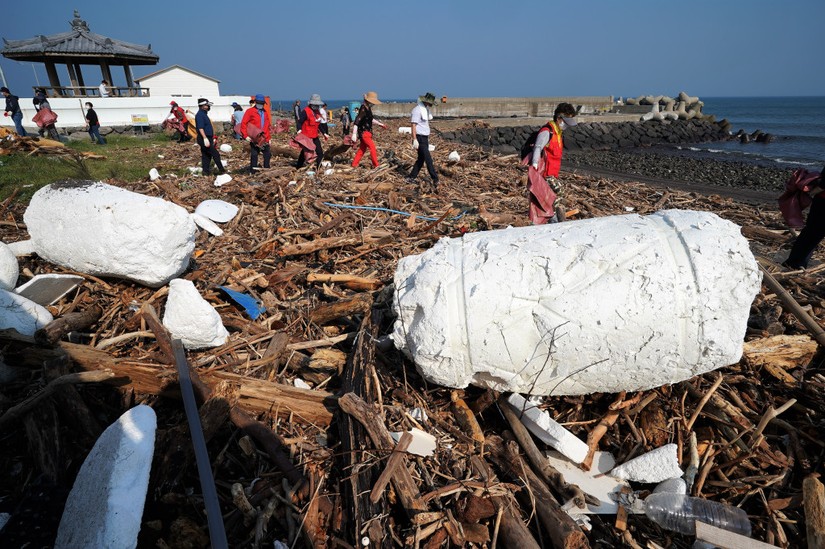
[194,199,239,223]
[219,143,232,153]
[24,182,196,288]
[162,279,228,349]
[191,213,223,236]
[6,239,35,256]
[15,273,84,306]
[221,159,228,168]
[653,477,688,495]
[546,451,628,514]
[391,210,761,395]
[0,241,19,290]
[157,155,164,159]
[214,173,233,187]
[324,168,334,176]
[624,206,635,212]
[447,151,461,163]
[506,393,588,463]
[148,168,160,181]
[409,407,429,423]
[0,288,53,337]
[608,443,683,483]
[428,144,435,151]
[390,427,436,457]
[187,167,202,174]
[55,405,156,549]
[320,161,332,168]
[293,378,311,389]
[398,126,412,134]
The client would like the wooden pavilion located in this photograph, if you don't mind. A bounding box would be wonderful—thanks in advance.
[1,10,159,97]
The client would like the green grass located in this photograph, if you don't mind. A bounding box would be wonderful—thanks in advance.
[0,134,181,203]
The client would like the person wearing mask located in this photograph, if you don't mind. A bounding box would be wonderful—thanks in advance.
[84,102,105,145]
[351,91,387,168]
[1,86,27,136]
[409,92,439,189]
[231,102,244,139]
[784,166,825,270]
[292,100,301,133]
[241,94,272,173]
[339,106,351,137]
[33,89,54,138]
[168,101,190,142]
[99,79,111,98]
[296,94,326,169]
[527,102,578,224]
[195,98,225,176]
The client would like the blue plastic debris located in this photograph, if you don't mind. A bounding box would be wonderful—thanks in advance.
[219,286,266,320]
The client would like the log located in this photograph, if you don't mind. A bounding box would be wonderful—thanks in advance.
[309,293,373,324]
[804,475,825,549]
[743,335,818,376]
[34,305,103,346]
[370,431,413,503]
[759,265,825,348]
[278,230,391,257]
[306,273,382,291]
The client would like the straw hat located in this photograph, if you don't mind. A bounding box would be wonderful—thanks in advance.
[363,91,382,105]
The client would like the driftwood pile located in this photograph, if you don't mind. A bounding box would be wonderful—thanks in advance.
[0,120,823,548]
[0,132,104,158]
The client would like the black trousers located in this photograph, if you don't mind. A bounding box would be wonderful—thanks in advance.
[788,194,825,268]
[296,137,323,168]
[250,143,271,171]
[410,134,438,182]
[198,135,224,175]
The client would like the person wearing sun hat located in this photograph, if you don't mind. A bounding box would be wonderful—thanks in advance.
[296,93,326,169]
[351,91,387,168]
[527,102,578,223]
[195,98,225,176]
[241,94,272,173]
[409,92,439,190]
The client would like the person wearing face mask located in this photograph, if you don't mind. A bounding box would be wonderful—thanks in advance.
[527,102,578,224]
[241,94,272,173]
[351,91,387,169]
[296,94,326,170]
[195,98,225,176]
[409,92,439,190]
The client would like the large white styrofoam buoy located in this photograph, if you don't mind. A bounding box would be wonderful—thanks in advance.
[23,181,196,288]
[162,278,228,349]
[0,288,53,336]
[0,241,19,290]
[391,210,761,395]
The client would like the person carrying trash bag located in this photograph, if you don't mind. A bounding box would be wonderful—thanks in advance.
[168,101,190,142]
[241,94,272,174]
[351,91,387,168]
[409,92,439,190]
[784,165,825,270]
[194,98,226,177]
[295,94,326,170]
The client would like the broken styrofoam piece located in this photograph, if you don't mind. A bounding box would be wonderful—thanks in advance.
[162,279,228,349]
[191,213,224,236]
[653,477,687,495]
[390,427,437,457]
[24,182,196,288]
[547,450,628,514]
[428,144,436,151]
[447,151,461,163]
[14,273,84,306]
[324,169,334,176]
[398,126,412,134]
[194,199,238,223]
[148,168,160,181]
[0,241,19,290]
[6,239,35,256]
[187,167,202,174]
[214,173,233,187]
[0,288,54,336]
[609,443,683,484]
[320,161,332,168]
[221,159,228,168]
[55,405,156,549]
[506,393,589,463]
[409,407,429,423]
[293,378,311,389]
[391,210,761,395]
[219,143,232,153]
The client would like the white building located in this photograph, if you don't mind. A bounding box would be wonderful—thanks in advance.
[135,65,221,98]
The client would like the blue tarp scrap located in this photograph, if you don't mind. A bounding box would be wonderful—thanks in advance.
[219,286,266,320]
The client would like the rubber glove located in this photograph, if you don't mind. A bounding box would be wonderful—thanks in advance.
[531,163,538,170]
[245,136,252,142]
[412,139,418,149]
[351,131,358,141]
[3,112,8,117]
[203,137,210,147]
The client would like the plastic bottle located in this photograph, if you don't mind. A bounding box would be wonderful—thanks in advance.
[643,492,752,537]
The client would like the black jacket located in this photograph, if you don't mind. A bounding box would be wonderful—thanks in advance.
[4,94,21,115]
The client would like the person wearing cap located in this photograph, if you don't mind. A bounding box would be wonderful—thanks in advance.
[195,98,226,176]
[351,91,387,169]
[409,92,439,189]
[231,102,244,139]
[168,101,190,142]
[528,102,578,223]
[241,94,272,173]
[32,88,59,140]
[1,87,27,136]
[296,94,326,169]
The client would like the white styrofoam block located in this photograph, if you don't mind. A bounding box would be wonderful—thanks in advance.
[148,168,160,181]
[653,477,687,494]
[391,210,761,395]
[187,167,202,174]
[24,182,196,288]
[194,200,238,223]
[506,393,588,463]
[0,288,54,336]
[219,143,232,153]
[391,427,436,457]
[162,279,228,349]
[546,450,627,514]
[428,144,435,151]
[191,213,223,236]
[447,151,461,163]
[6,239,35,256]
[398,126,412,134]
[214,173,232,187]
[55,405,156,549]
[608,443,683,483]
[0,241,19,290]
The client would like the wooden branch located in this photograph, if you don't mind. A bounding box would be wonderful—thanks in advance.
[278,230,391,257]
[804,475,825,549]
[309,293,373,324]
[750,398,797,449]
[685,372,724,431]
[34,305,103,345]
[306,273,382,291]
[759,265,825,347]
[370,431,413,503]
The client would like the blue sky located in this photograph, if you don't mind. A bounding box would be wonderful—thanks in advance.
[2,0,823,100]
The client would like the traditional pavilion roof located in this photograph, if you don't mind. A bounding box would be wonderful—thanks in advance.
[1,11,158,65]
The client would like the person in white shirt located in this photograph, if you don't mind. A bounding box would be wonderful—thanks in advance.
[99,80,110,98]
[318,103,330,138]
[409,92,439,189]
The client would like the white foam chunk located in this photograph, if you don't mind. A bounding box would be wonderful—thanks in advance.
[162,278,228,349]
[0,288,53,336]
[398,126,412,134]
[195,199,238,223]
[219,143,232,153]
[6,239,35,256]
[191,213,223,236]
[608,443,683,483]
[391,210,761,395]
[653,477,687,494]
[0,241,19,290]
[390,427,437,457]
[148,168,160,181]
[214,174,232,187]
[506,393,588,463]
[187,167,202,174]
[447,151,461,163]
[55,405,156,549]
[546,450,627,514]
[24,182,196,288]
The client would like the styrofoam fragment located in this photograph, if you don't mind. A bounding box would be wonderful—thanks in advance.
[506,393,588,463]
[547,450,627,514]
[324,169,334,176]
[608,443,682,483]
[162,279,228,349]
[0,241,19,290]
[293,378,311,389]
[398,127,412,134]
[191,213,223,236]
[214,173,232,187]
[390,427,436,457]
[6,239,35,256]
[187,167,202,174]
[149,168,160,181]
[219,143,232,153]
[55,405,156,549]
[0,288,53,336]
[221,159,228,168]
[194,200,238,223]
[653,477,687,494]
[447,151,461,163]
[320,161,332,168]
[428,144,435,151]
[24,181,196,288]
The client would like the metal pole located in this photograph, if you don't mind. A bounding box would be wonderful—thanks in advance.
[0,63,7,88]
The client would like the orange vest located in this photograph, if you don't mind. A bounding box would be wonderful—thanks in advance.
[541,121,564,177]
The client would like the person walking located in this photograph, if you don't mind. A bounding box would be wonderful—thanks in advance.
[784,166,825,269]
[409,92,439,189]
[526,102,578,224]
[168,101,190,142]
[84,102,106,145]
[32,88,59,140]
[351,91,387,168]
[292,100,301,132]
[1,86,27,136]
[231,102,244,139]
[241,94,272,173]
[296,94,326,170]
[195,98,225,176]
[339,106,351,137]
[318,102,330,139]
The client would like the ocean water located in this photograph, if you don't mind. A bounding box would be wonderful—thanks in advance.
[681,96,825,169]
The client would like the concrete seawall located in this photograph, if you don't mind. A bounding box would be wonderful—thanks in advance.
[373,96,614,118]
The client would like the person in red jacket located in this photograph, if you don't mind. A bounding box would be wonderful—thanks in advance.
[241,94,272,173]
[296,94,326,169]
[168,101,190,142]
[527,102,578,223]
